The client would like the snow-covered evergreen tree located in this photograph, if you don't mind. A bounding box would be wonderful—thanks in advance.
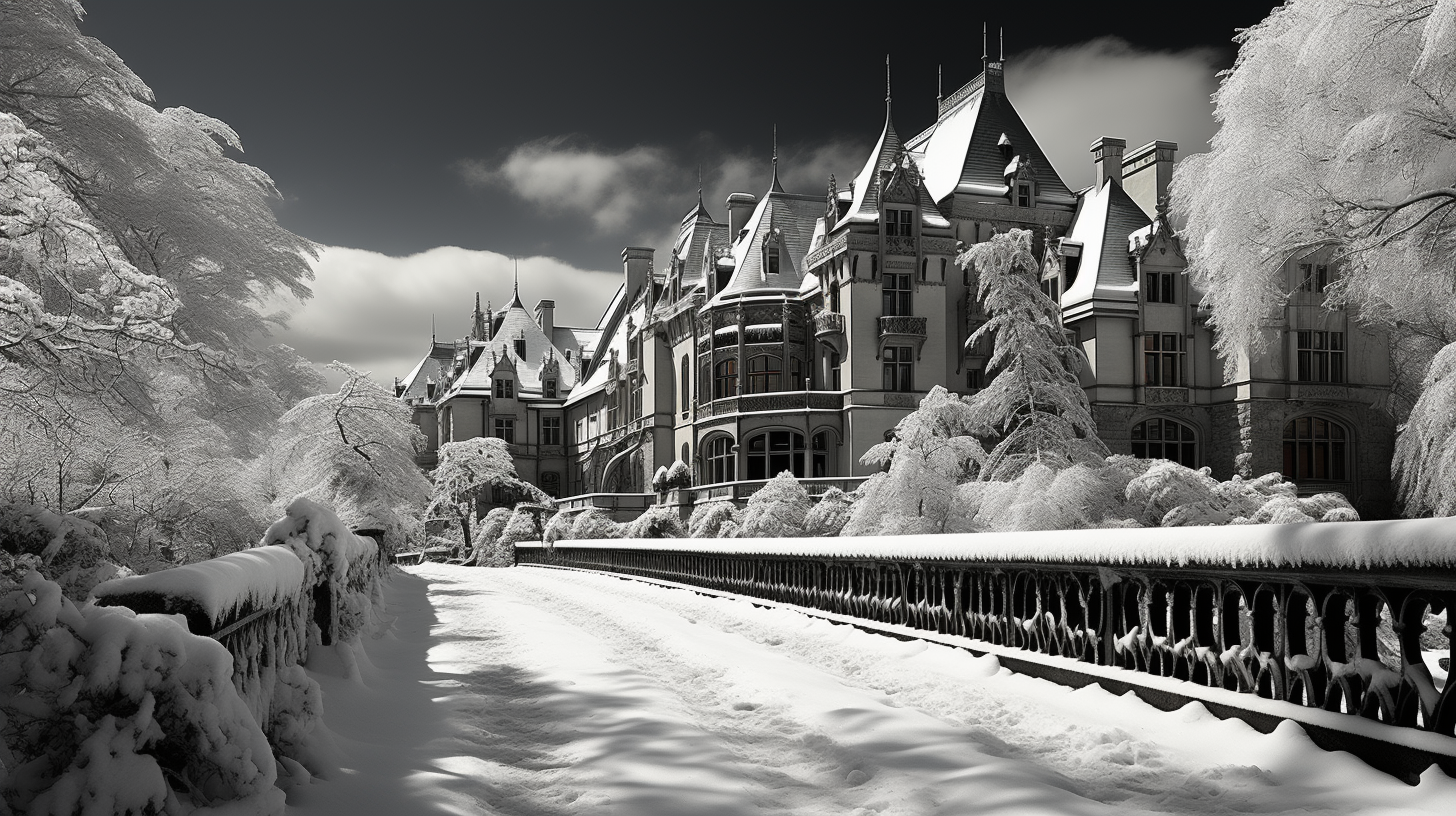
[957,229,1106,479]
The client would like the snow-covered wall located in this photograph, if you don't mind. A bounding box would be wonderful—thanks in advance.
[519,515,1456,570]
[91,545,305,633]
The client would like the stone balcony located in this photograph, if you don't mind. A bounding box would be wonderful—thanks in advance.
[813,311,846,356]
[878,315,928,359]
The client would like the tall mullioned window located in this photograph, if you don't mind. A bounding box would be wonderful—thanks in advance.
[714,359,737,399]
[747,354,781,394]
[885,208,913,236]
[540,416,561,446]
[1283,417,1348,482]
[1144,270,1176,303]
[746,431,805,480]
[1143,333,1183,387]
[882,273,911,316]
[1130,418,1197,468]
[706,436,735,484]
[1297,331,1345,383]
[882,346,913,392]
[493,418,514,444]
[1298,263,1334,293]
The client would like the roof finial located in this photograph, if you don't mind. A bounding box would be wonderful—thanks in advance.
[431,313,436,344]
[513,257,519,298]
[937,64,942,103]
[1000,27,1004,61]
[770,124,783,192]
[982,22,987,61]
[697,164,703,202]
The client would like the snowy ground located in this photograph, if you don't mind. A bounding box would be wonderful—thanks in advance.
[285,564,1456,815]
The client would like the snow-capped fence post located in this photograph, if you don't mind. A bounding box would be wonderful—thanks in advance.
[516,517,1456,782]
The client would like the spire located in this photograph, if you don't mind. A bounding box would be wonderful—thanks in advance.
[770,124,784,193]
[1000,27,1004,61]
[696,164,703,208]
[982,22,987,61]
[937,64,942,104]
[885,53,892,119]
[505,258,523,308]
[471,292,485,341]
[431,313,436,344]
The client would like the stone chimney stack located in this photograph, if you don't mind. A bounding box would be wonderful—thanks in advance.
[726,192,758,240]
[1090,136,1126,188]
[621,247,654,305]
[535,299,555,340]
[1120,140,1178,220]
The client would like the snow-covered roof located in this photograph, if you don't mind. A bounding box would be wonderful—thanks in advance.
[1060,179,1153,308]
[442,291,581,401]
[398,341,455,401]
[670,195,729,295]
[907,70,1075,207]
[705,180,823,308]
[564,298,646,408]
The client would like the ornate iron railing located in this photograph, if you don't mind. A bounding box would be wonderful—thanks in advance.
[518,520,1456,780]
[813,311,845,337]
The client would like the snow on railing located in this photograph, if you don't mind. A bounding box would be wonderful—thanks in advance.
[93,497,388,763]
[518,516,1456,781]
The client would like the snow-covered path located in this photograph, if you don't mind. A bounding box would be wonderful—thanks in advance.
[287,564,1456,815]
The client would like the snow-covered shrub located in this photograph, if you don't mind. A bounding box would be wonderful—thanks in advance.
[663,459,692,491]
[738,472,813,538]
[1125,461,1359,526]
[569,508,625,540]
[496,507,542,556]
[467,507,514,565]
[0,503,120,600]
[651,465,670,493]
[687,502,738,539]
[626,505,687,539]
[0,569,283,814]
[542,511,573,545]
[260,496,387,646]
[803,487,855,537]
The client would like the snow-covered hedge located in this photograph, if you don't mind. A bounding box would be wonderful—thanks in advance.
[1,569,283,814]
[91,546,305,634]
[518,514,1456,570]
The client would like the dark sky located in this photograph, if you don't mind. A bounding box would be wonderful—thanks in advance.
[80,1,1282,264]
[74,1,1285,380]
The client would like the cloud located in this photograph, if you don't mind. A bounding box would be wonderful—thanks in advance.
[460,138,675,233]
[266,245,623,388]
[460,136,864,254]
[1006,37,1222,190]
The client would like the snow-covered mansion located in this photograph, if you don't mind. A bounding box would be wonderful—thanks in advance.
[398,56,1396,518]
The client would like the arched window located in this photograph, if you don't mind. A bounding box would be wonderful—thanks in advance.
[1131,418,1197,468]
[812,431,833,478]
[714,359,737,399]
[706,436,735,484]
[746,430,805,480]
[747,354,782,393]
[680,355,690,416]
[1283,416,1348,481]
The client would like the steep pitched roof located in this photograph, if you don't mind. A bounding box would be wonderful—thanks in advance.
[670,196,728,294]
[442,295,581,401]
[564,298,646,408]
[907,70,1075,207]
[1060,179,1154,308]
[398,341,455,402]
[705,181,822,307]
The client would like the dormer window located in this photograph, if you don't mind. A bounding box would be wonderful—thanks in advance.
[514,338,526,357]
[1016,182,1032,208]
[885,209,913,237]
[544,378,557,399]
[766,246,780,275]
[494,378,513,399]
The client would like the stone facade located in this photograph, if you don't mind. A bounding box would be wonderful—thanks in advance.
[399,56,1396,517]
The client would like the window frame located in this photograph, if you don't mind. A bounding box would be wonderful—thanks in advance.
[1130,418,1198,468]
[882,345,913,392]
[540,415,561,446]
[1296,330,1346,383]
[713,358,737,399]
[1142,333,1184,387]
[882,272,912,316]
[494,378,513,399]
[1282,416,1349,482]
[493,417,515,444]
[705,436,735,484]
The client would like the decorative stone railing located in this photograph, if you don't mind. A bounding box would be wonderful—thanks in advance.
[517,518,1456,781]
[884,235,917,256]
[878,315,928,340]
[813,311,845,338]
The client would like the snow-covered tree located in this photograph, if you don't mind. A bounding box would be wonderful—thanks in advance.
[263,362,430,550]
[957,229,1106,479]
[1172,0,1456,513]
[626,505,686,539]
[425,437,547,545]
[1393,342,1456,516]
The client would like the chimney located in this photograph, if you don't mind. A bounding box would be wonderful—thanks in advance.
[535,299,555,340]
[393,377,404,398]
[1120,140,1178,220]
[726,192,757,241]
[621,247,654,306]
[1090,137,1126,188]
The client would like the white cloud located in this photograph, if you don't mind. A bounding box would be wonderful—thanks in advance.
[460,136,865,252]
[460,138,675,233]
[267,245,623,388]
[1007,38,1222,191]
